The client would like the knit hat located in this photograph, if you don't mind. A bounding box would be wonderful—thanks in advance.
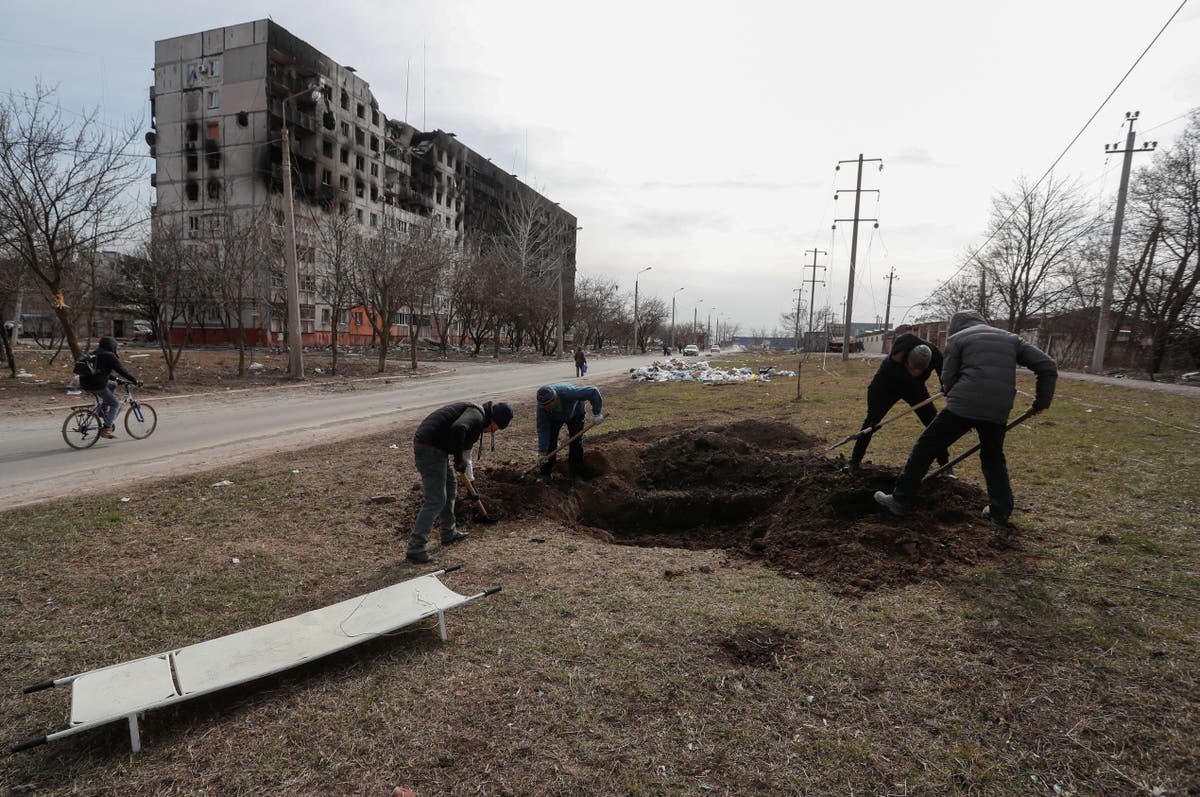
[491,402,514,429]
[536,386,557,407]
[907,344,932,372]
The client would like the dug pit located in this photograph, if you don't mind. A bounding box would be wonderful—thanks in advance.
[476,420,1015,591]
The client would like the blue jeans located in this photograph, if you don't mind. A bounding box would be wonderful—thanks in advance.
[408,443,457,554]
[90,381,120,429]
[540,414,585,477]
[893,409,1014,519]
[850,383,948,467]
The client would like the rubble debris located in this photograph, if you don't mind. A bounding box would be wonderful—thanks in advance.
[629,358,796,384]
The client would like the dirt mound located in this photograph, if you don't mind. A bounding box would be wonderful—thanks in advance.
[476,420,1012,591]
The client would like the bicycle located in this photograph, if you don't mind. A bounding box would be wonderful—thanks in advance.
[62,381,158,450]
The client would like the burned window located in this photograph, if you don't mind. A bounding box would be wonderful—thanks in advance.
[355,154,364,171]
[356,103,364,119]
[207,178,221,200]
[321,168,332,186]
[355,127,365,146]
[340,147,349,165]
[186,121,199,142]
[186,180,199,201]
[339,175,349,191]
[236,110,249,127]
[322,140,333,158]
[186,151,199,172]
[340,90,349,110]
[370,134,378,153]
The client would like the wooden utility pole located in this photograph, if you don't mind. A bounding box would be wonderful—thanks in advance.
[803,247,827,351]
[1092,111,1156,373]
[834,154,882,360]
[882,266,897,331]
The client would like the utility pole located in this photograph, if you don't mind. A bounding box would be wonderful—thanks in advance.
[834,154,882,361]
[1092,111,1156,373]
[882,266,897,331]
[803,248,827,351]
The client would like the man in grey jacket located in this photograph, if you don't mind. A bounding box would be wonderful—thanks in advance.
[874,310,1057,525]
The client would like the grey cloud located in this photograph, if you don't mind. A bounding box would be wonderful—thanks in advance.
[622,209,734,237]
[636,178,819,191]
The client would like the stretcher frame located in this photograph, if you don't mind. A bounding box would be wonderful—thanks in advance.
[11,566,498,754]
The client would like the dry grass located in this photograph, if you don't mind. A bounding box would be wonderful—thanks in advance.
[2,355,1198,796]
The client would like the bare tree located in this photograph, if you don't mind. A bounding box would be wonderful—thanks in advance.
[633,295,668,352]
[574,275,624,350]
[208,209,271,376]
[311,210,361,375]
[0,84,145,358]
[975,175,1101,332]
[109,219,196,380]
[1124,111,1200,373]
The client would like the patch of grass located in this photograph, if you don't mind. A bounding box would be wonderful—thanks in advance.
[1,360,1197,795]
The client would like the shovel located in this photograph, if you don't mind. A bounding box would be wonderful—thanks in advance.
[519,421,597,480]
[458,472,497,523]
[923,409,1035,481]
[826,392,944,451]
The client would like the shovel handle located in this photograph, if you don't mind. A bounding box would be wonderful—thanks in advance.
[827,392,943,451]
[521,421,597,478]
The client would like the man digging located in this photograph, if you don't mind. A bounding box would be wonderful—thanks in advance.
[406,400,514,565]
[874,311,1057,527]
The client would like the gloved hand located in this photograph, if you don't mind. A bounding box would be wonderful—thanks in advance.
[464,460,475,482]
[592,413,604,426]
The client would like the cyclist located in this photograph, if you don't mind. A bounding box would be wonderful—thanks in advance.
[80,336,141,439]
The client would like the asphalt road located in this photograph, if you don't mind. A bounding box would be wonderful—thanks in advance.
[1,354,653,509]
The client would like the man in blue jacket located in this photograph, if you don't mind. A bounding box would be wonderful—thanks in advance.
[874,311,1057,526]
[844,332,950,475]
[407,400,514,565]
[79,336,141,439]
[535,383,603,485]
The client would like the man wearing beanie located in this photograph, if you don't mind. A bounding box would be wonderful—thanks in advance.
[535,383,603,485]
[406,400,514,565]
[843,331,949,475]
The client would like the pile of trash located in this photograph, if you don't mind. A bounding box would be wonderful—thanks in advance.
[629,358,796,384]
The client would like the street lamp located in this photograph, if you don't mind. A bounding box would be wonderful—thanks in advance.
[693,299,703,348]
[632,266,651,353]
[280,80,324,380]
[670,287,684,352]
[707,306,716,348]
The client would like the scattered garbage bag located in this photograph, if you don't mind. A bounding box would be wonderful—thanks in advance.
[629,357,796,384]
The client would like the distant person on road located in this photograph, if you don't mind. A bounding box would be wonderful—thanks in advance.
[406,400,514,565]
[843,332,950,476]
[574,348,587,377]
[535,383,603,485]
[79,336,141,440]
[874,311,1057,526]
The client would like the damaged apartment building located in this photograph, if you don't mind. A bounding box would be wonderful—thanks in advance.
[149,19,577,345]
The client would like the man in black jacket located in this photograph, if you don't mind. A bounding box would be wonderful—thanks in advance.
[79,336,140,439]
[406,400,514,565]
[875,311,1057,525]
[844,332,950,475]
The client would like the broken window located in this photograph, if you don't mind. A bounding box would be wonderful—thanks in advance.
[322,140,333,158]
[370,135,378,153]
[339,175,349,191]
[355,154,364,171]
[356,103,364,119]
[186,180,199,201]
[370,213,377,227]
[355,127,365,146]
[186,151,199,172]
[321,168,332,185]
[355,208,363,224]
[340,90,349,110]
[186,121,199,142]
[207,179,221,200]
[340,147,349,165]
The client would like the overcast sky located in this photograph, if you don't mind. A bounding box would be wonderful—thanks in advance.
[4,1,1199,334]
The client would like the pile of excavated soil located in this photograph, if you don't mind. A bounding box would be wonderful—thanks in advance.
[472,419,1013,591]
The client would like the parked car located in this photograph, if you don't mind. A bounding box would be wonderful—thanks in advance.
[683,344,700,356]
[132,321,155,342]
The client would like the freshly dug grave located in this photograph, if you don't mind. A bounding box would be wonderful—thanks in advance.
[472,419,1012,591]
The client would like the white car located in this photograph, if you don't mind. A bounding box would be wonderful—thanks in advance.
[709,345,721,355]
[682,344,700,356]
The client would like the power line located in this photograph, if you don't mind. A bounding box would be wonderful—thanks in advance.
[914,0,1189,309]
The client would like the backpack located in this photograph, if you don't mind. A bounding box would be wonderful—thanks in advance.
[73,353,99,378]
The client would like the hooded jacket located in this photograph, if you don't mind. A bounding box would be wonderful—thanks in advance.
[413,401,500,468]
[536,382,602,454]
[941,311,1057,424]
[80,336,138,391]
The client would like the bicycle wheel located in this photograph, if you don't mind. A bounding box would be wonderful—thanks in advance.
[124,401,158,439]
[63,409,101,449]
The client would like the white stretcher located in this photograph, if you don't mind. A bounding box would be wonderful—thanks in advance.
[12,566,498,753]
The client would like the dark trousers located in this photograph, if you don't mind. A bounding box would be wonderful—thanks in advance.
[850,384,948,467]
[893,409,1013,519]
[409,442,457,553]
[540,414,585,477]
